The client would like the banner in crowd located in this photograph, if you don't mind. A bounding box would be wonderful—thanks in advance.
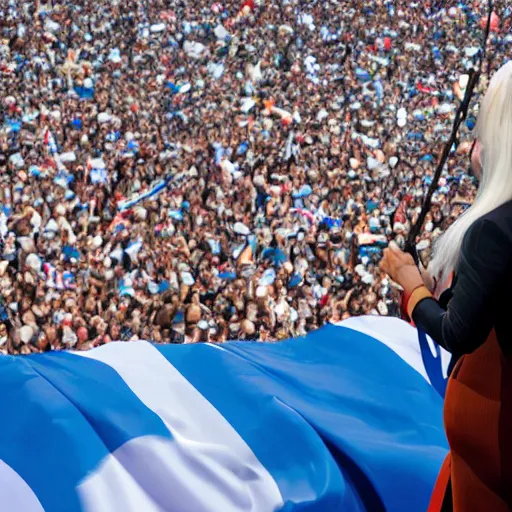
[0,317,448,511]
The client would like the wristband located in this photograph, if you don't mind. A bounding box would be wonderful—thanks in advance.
[406,286,433,320]
[401,283,424,321]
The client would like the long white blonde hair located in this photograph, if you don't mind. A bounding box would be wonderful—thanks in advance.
[429,61,512,286]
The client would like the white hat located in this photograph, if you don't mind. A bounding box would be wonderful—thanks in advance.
[355,264,366,277]
[134,206,147,221]
[367,157,380,170]
[389,156,399,168]
[253,175,265,187]
[233,222,250,236]
[55,204,66,217]
[362,274,374,285]
[20,325,34,344]
[148,282,159,295]
[350,158,360,169]
[256,285,268,298]
[176,81,192,96]
[437,103,452,115]
[97,112,112,124]
[397,107,407,119]
[45,218,59,233]
[417,239,431,251]
[181,271,195,286]
[25,253,42,272]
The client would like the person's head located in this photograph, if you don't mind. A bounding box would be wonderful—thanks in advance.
[77,326,89,344]
[430,61,512,284]
[109,323,120,339]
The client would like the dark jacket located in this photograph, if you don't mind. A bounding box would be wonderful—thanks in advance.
[414,200,512,512]
[413,199,512,361]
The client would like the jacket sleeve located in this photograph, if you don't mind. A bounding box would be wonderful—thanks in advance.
[412,218,511,355]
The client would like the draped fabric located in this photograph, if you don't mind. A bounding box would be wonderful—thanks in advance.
[0,317,448,512]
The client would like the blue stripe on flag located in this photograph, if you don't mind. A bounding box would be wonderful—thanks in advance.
[0,352,171,511]
[418,328,447,398]
[0,356,107,511]
[26,352,172,449]
[119,180,170,211]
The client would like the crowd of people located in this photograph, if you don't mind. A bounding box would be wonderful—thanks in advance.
[0,0,509,352]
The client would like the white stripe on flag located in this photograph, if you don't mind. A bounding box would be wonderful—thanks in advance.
[75,342,283,512]
[337,316,450,383]
[77,438,163,512]
[0,460,44,512]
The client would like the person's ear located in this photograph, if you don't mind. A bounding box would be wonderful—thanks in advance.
[469,139,482,180]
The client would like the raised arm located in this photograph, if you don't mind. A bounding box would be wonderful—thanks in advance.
[411,219,511,355]
[380,218,511,355]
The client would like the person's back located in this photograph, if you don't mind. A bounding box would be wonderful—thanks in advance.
[479,200,512,356]
[440,201,512,511]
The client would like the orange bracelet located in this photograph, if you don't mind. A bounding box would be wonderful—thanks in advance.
[406,286,433,320]
[401,284,424,321]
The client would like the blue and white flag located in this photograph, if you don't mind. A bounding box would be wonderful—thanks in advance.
[0,317,448,512]
[44,129,59,155]
[44,128,67,172]
[88,158,108,185]
[118,179,171,211]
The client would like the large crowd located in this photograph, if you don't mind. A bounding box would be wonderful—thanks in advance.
[0,0,510,352]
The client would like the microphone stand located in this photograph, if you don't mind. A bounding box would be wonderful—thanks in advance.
[404,0,494,264]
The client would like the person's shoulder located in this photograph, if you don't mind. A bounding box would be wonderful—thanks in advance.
[465,202,512,256]
[482,199,512,221]
[475,200,512,241]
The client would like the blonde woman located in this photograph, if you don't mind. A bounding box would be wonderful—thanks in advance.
[381,61,512,512]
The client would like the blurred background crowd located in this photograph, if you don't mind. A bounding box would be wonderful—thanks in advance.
[0,0,509,352]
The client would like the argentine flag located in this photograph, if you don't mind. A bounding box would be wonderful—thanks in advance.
[44,129,59,155]
[0,317,448,512]
[118,179,171,211]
